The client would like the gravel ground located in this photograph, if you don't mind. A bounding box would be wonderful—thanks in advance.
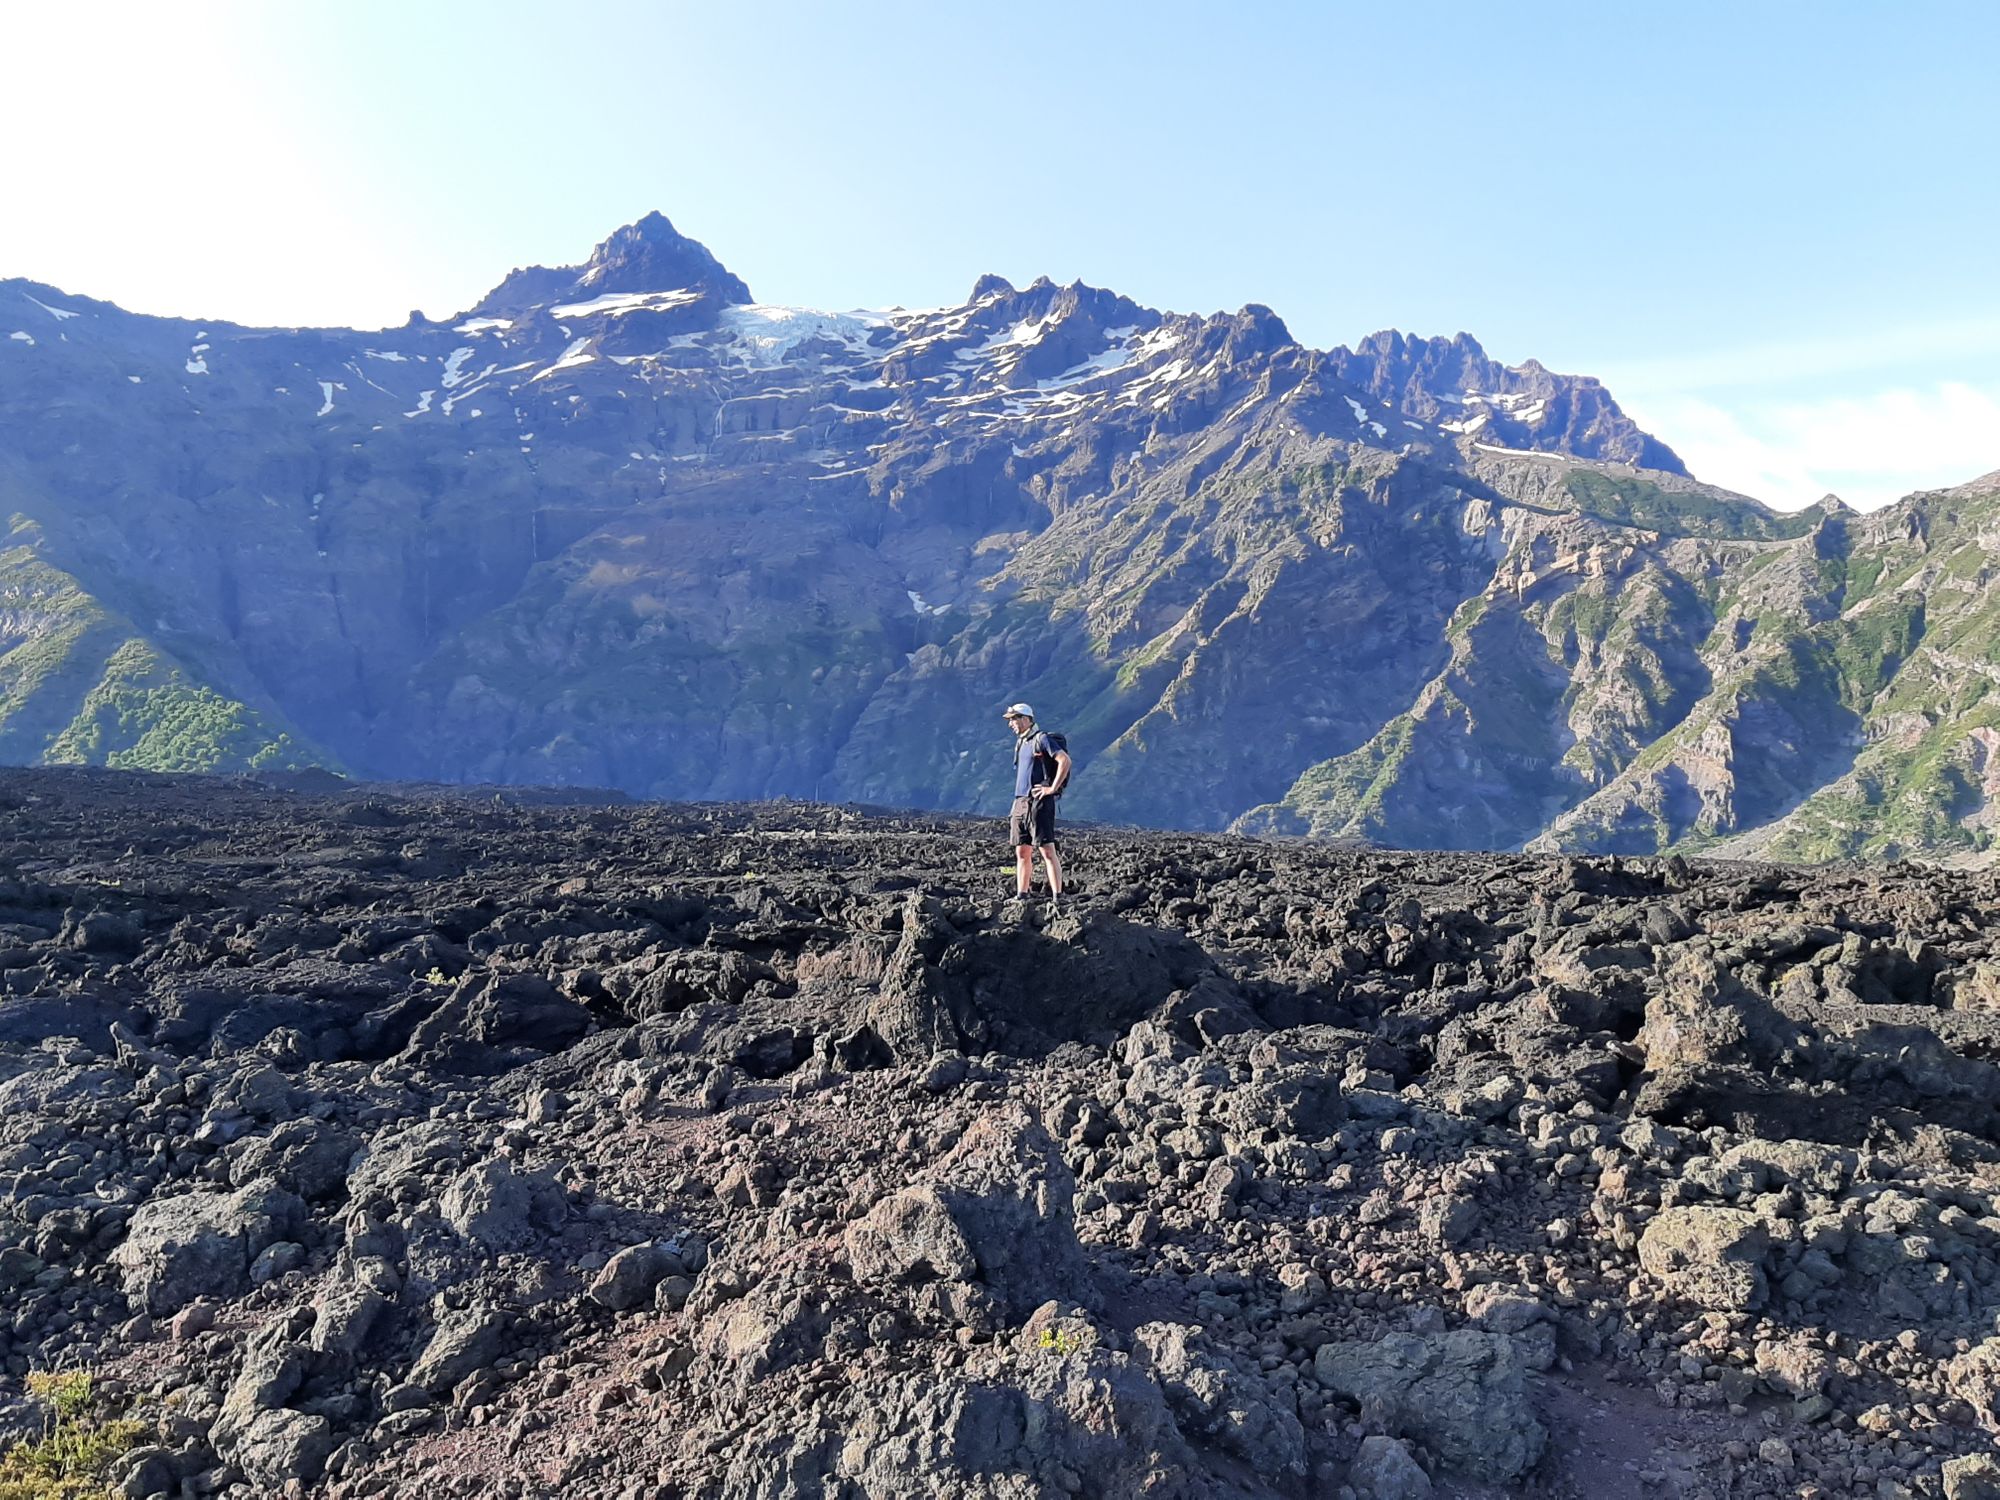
[4,766,2000,1499]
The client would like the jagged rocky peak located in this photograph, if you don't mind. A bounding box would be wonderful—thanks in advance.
[889,272,1169,389]
[1339,329,1493,390]
[464,211,751,320]
[575,211,752,302]
[963,273,1152,331]
[1335,329,1567,410]
[955,272,1291,379]
[1203,303,1295,362]
[1329,328,1688,475]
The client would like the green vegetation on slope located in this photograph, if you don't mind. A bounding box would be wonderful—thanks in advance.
[0,1371,151,1500]
[0,522,123,761]
[1561,470,1815,541]
[1828,596,1925,708]
[2,518,326,775]
[1763,714,1997,863]
[1756,560,1998,861]
[45,639,315,773]
[1549,561,1932,855]
[1248,524,1726,850]
[1075,451,1519,832]
[1244,716,1419,841]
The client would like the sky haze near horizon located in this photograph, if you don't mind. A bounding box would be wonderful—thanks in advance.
[2,0,1996,510]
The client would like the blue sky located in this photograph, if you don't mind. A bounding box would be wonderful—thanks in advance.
[3,0,1996,509]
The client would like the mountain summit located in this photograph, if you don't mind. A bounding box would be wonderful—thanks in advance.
[1327,330,1685,473]
[466,210,751,320]
[1,213,1993,861]
[571,210,752,302]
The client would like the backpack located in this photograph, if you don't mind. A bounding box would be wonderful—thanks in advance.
[1033,732,1069,795]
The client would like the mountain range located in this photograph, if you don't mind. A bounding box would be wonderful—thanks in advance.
[3,212,1996,861]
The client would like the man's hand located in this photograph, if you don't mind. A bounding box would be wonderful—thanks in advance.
[1030,785,1049,800]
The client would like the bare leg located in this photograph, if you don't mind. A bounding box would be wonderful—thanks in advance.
[1016,845,1034,895]
[1039,844,1064,896]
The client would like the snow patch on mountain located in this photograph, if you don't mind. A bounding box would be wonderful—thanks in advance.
[1344,395,1388,437]
[956,316,1057,369]
[1465,390,1549,425]
[1006,325,1146,393]
[1473,442,1569,461]
[551,288,703,319]
[714,305,889,367]
[534,338,596,380]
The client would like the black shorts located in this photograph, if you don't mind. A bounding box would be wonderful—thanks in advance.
[1009,794,1057,849]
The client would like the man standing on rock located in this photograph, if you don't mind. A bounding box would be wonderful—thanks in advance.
[1003,703,1070,904]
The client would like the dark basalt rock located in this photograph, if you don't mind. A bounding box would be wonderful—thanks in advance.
[0,768,1998,1496]
[863,892,1222,1059]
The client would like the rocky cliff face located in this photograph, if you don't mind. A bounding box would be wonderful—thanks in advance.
[1,213,1994,859]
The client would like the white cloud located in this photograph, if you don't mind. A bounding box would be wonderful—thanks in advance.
[1620,382,2000,513]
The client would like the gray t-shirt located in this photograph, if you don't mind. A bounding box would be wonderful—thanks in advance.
[1014,730,1055,798]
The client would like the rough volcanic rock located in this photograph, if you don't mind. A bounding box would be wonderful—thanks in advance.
[1947,1339,2000,1434]
[588,1241,679,1312]
[407,1305,505,1395]
[3,769,2000,1497]
[110,1179,305,1315]
[1313,1329,1545,1483]
[1348,1434,1433,1500]
[438,1156,567,1253]
[863,894,1216,1059]
[846,1102,1088,1321]
[827,1345,1201,1500]
[1946,1453,2000,1500]
[1637,1205,1772,1312]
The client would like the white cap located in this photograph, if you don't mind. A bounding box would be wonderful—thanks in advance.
[1003,702,1035,719]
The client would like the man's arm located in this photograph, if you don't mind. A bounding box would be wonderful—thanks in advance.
[1039,749,1072,797]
